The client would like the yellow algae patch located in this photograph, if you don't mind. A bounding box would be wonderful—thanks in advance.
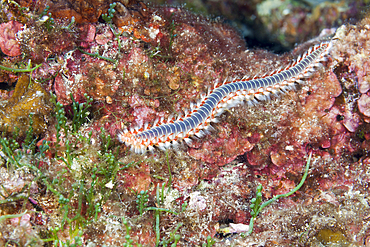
[0,75,52,136]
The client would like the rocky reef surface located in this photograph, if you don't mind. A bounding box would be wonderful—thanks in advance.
[0,0,369,246]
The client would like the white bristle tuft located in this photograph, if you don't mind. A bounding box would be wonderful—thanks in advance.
[184,138,192,144]
[255,94,266,101]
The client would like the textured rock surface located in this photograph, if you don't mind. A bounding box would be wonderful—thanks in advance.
[0,1,369,246]
[0,21,22,56]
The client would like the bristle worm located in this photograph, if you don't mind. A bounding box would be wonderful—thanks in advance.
[118,41,332,153]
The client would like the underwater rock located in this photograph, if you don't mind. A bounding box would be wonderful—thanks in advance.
[358,93,370,118]
[0,21,22,56]
[1,1,370,245]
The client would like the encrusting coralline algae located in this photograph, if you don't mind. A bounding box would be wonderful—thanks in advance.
[0,0,369,245]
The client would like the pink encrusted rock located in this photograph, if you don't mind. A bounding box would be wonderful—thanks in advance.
[331,132,356,155]
[127,94,157,127]
[95,26,114,45]
[357,61,370,94]
[270,148,305,169]
[54,74,72,105]
[118,162,151,193]
[188,124,255,166]
[127,47,149,65]
[304,71,342,113]
[188,192,207,211]
[132,106,156,127]
[172,161,201,191]
[0,21,23,56]
[54,48,121,105]
[246,148,269,169]
[321,139,331,148]
[78,24,96,47]
[342,111,361,133]
[321,106,346,134]
[358,93,370,117]
[10,213,31,227]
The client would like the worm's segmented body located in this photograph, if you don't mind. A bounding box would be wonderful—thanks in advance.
[118,41,332,153]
